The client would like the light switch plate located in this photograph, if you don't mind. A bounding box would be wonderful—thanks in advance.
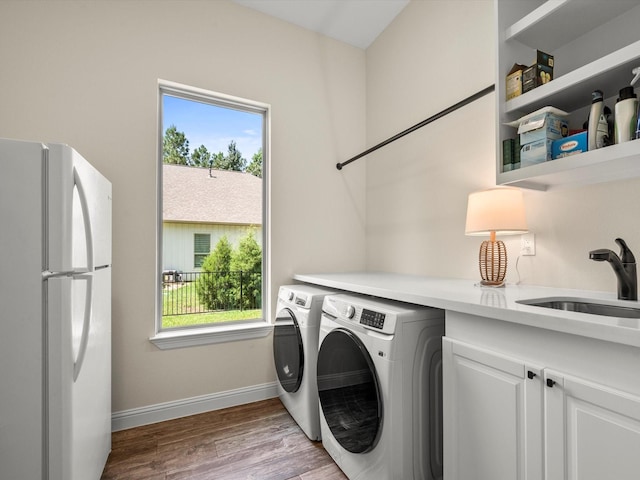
[521,233,536,256]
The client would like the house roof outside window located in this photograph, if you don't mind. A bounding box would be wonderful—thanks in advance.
[163,164,262,225]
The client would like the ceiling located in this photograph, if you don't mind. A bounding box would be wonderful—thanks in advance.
[232,0,410,49]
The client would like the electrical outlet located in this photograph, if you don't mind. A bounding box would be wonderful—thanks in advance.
[521,233,536,256]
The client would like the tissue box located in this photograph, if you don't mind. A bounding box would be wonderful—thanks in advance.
[518,112,568,145]
[521,139,554,167]
[552,131,588,159]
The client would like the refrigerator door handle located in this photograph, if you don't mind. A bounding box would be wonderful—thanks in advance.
[74,166,94,272]
[73,274,93,382]
[42,268,90,280]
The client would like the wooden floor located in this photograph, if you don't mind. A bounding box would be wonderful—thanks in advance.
[100,398,348,480]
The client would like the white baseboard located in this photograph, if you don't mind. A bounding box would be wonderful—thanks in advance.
[111,382,278,432]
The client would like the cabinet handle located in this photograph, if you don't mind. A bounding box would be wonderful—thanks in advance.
[546,379,556,388]
[527,371,537,379]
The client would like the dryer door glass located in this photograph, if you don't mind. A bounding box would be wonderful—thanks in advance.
[273,308,304,393]
[317,328,382,454]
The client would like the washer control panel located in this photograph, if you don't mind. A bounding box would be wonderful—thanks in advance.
[360,309,386,330]
[322,295,399,335]
[294,294,307,307]
[322,293,440,336]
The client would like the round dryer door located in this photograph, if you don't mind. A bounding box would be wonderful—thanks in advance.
[317,328,382,454]
[273,308,304,393]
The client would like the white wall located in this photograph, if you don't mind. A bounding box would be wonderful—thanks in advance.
[5,0,636,418]
[365,0,640,293]
[0,0,366,412]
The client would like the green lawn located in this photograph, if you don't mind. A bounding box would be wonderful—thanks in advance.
[162,282,261,328]
[162,309,262,328]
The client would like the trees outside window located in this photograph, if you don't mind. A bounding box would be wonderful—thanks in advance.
[246,149,263,178]
[196,235,235,310]
[163,125,190,165]
[231,230,262,310]
[195,231,262,312]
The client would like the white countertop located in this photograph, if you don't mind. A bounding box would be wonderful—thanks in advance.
[293,272,640,348]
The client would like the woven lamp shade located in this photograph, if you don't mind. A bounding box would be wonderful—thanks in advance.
[465,187,527,286]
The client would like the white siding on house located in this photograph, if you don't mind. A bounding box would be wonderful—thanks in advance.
[163,222,263,274]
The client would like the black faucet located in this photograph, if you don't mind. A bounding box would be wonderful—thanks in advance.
[589,238,637,301]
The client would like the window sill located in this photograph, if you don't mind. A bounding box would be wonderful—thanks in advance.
[149,321,273,350]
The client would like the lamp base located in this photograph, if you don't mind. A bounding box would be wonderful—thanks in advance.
[479,239,507,285]
[479,279,505,288]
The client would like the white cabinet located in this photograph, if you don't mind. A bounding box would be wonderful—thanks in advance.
[443,339,543,480]
[544,370,640,480]
[495,0,640,190]
[443,336,640,480]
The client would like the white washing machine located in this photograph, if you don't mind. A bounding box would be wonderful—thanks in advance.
[317,293,444,480]
[272,284,335,441]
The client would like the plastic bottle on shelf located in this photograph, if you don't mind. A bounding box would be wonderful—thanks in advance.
[614,86,638,144]
[588,90,605,150]
[604,106,614,143]
[597,108,610,148]
[632,67,640,140]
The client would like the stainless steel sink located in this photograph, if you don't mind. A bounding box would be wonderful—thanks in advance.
[517,297,640,318]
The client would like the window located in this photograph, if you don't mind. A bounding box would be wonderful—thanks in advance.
[152,80,271,349]
[193,233,210,268]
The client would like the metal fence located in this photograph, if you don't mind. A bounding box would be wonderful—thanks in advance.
[162,270,262,316]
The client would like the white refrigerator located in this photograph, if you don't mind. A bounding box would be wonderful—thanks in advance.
[0,138,112,479]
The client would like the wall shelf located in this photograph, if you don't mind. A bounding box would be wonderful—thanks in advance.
[497,139,640,190]
[496,0,640,190]
[505,40,640,116]
[505,0,636,52]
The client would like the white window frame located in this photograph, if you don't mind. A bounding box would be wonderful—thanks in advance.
[150,79,271,350]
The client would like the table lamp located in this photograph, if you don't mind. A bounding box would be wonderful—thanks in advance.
[465,187,528,286]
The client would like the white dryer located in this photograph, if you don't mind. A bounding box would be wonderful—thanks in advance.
[317,293,444,480]
[273,284,335,441]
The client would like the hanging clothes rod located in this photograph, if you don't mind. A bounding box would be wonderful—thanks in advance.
[336,84,495,170]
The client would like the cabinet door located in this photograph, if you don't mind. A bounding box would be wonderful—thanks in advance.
[443,338,543,480]
[545,370,640,480]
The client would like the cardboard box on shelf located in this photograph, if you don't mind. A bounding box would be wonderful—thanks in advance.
[521,139,554,167]
[518,111,568,145]
[502,139,514,171]
[552,131,588,159]
[505,106,569,168]
[522,50,554,93]
[502,137,521,171]
[506,63,528,100]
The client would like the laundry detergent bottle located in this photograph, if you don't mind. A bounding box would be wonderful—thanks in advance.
[614,86,638,144]
[588,90,605,150]
[633,67,640,140]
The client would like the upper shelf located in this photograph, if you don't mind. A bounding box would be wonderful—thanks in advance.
[506,0,638,52]
[505,40,640,115]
